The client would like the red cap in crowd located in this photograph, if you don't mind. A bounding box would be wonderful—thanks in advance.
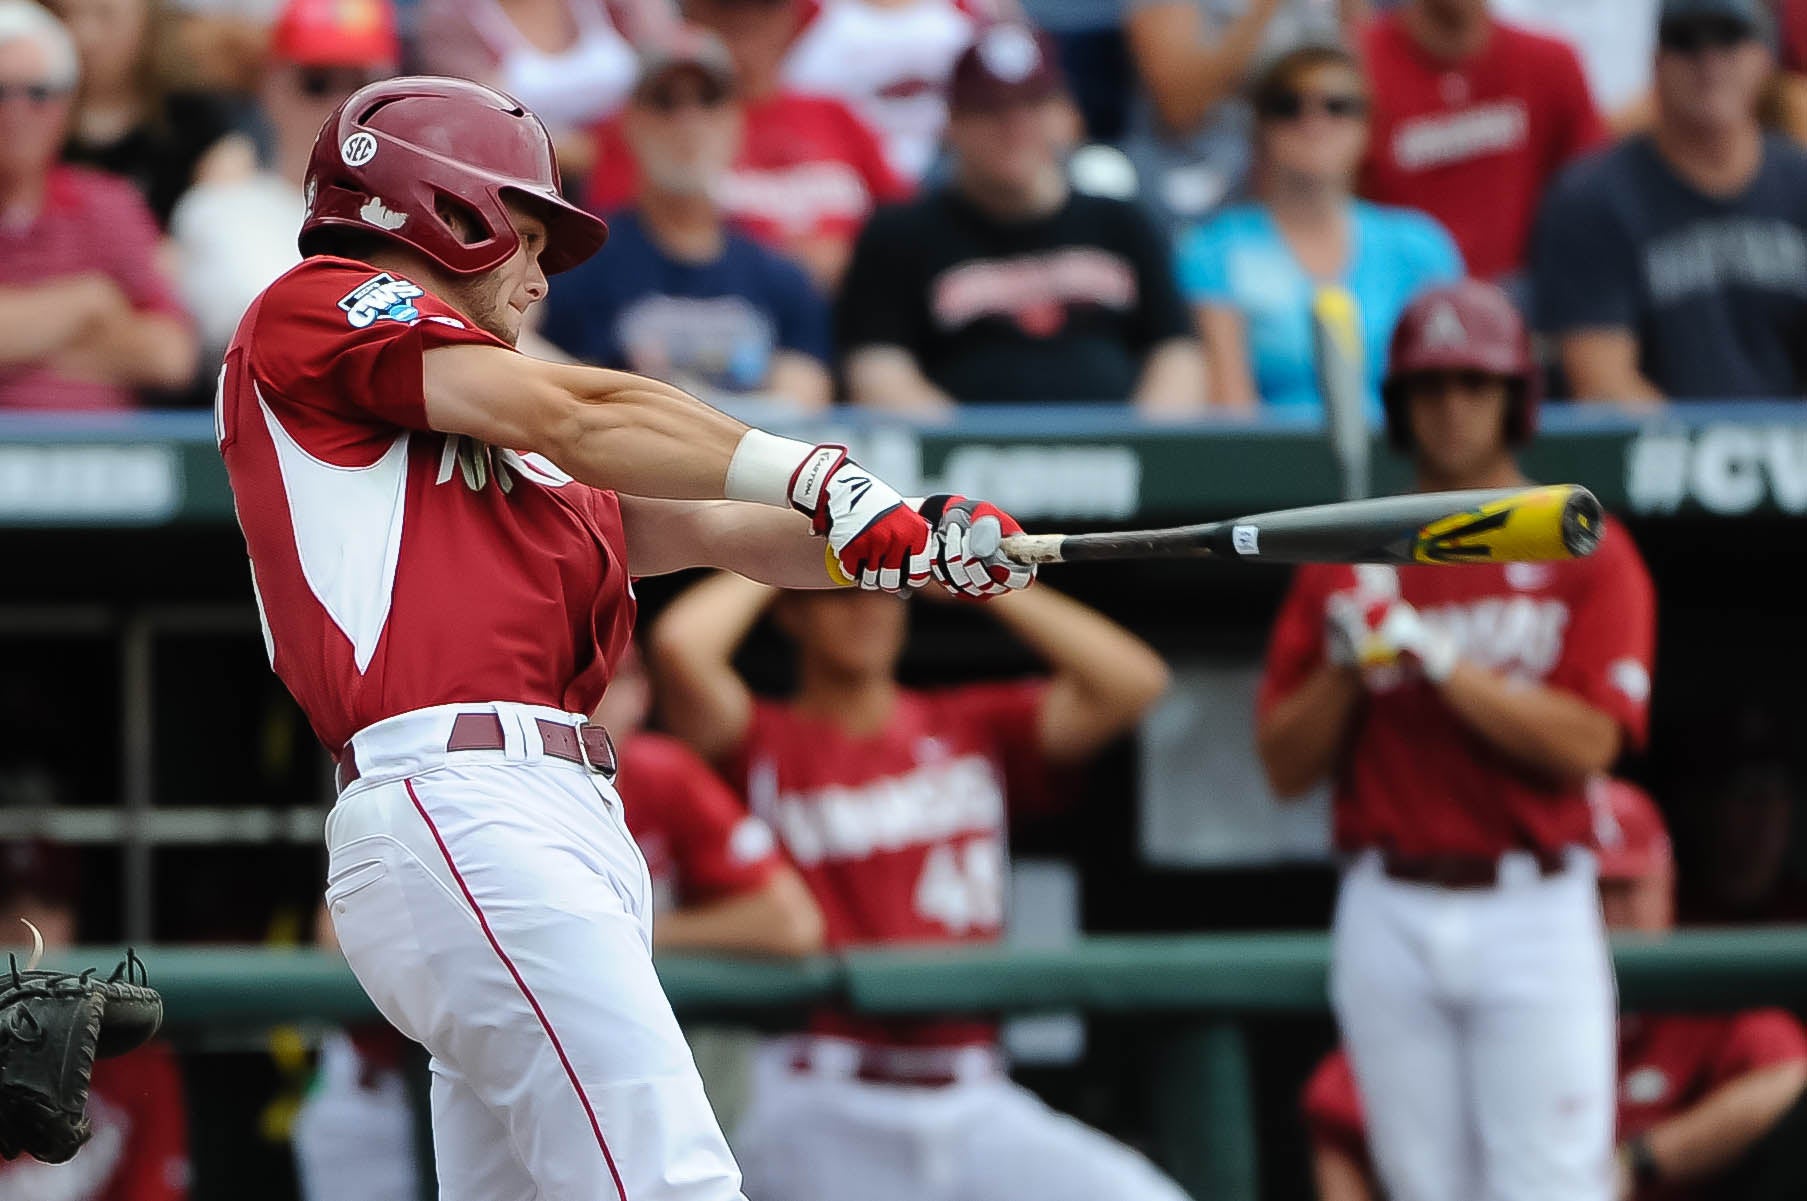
[269,0,400,69]
[1590,777,1673,883]
[948,24,1064,113]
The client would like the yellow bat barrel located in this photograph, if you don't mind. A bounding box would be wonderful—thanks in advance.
[1411,484,1603,564]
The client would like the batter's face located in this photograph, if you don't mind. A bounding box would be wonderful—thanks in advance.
[439,202,550,345]
[779,589,909,678]
[1404,371,1514,483]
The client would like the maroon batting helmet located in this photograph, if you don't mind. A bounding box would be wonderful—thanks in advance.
[1381,279,1540,451]
[299,76,608,276]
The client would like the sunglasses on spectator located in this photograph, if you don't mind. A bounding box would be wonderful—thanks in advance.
[297,68,385,99]
[1658,18,1755,54]
[0,82,70,105]
[640,83,731,113]
[1255,90,1367,121]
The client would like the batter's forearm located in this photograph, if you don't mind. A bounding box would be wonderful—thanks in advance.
[1256,665,1362,798]
[1640,1062,1807,1183]
[1435,666,1620,781]
[547,367,755,498]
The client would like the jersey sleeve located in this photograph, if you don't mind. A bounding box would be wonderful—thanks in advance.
[1257,567,1337,719]
[247,258,509,436]
[943,680,1061,818]
[1545,523,1656,749]
[1709,1010,1807,1085]
[654,738,784,903]
[1300,1049,1370,1164]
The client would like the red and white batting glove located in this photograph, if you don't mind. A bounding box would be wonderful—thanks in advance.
[919,494,1035,598]
[802,449,931,592]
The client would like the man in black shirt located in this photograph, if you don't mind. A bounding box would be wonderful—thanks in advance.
[1532,0,1807,405]
[837,23,1206,414]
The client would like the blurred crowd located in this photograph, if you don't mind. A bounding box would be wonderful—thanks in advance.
[12,0,1807,1199]
[4,0,1807,415]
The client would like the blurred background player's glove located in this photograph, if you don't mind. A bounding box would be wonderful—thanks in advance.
[0,949,163,1165]
[1365,602,1458,683]
[789,444,931,592]
[919,495,1035,598]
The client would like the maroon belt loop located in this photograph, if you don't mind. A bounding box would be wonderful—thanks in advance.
[336,712,617,795]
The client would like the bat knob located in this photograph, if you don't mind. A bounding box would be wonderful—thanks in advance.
[967,515,1002,560]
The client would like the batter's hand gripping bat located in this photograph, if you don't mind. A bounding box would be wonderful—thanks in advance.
[972,484,1602,567]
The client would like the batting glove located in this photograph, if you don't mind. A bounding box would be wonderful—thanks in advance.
[1365,601,1459,683]
[788,444,931,592]
[918,494,1035,599]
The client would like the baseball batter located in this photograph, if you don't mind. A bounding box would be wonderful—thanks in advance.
[1302,778,1807,1201]
[216,76,1034,1201]
[651,572,1184,1201]
[1257,280,1658,1201]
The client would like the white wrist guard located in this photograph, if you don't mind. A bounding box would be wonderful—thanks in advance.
[723,429,823,510]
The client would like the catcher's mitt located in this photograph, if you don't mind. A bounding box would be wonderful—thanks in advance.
[0,946,163,1164]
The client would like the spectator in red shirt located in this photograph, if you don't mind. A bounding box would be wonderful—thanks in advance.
[1300,778,1807,1201]
[1358,0,1606,281]
[586,0,911,289]
[0,1,196,411]
[0,840,191,1201]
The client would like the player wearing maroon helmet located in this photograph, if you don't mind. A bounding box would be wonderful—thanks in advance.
[1301,779,1807,1201]
[1257,280,1658,1201]
[651,573,1184,1201]
[218,76,1033,1201]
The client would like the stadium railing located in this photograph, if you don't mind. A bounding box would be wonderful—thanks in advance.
[47,927,1807,1201]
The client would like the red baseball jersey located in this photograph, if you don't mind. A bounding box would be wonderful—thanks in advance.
[1258,519,1655,858]
[587,92,909,252]
[0,1042,189,1201]
[1306,1011,1807,1201]
[1359,15,1606,279]
[726,681,1053,1046]
[620,731,782,912]
[217,256,637,752]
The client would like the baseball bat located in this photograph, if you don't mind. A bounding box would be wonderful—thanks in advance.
[978,483,1602,567]
[1312,285,1371,502]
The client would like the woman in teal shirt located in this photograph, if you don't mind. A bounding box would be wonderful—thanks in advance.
[1176,42,1462,419]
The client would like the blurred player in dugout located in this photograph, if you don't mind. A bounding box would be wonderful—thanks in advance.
[1303,776,1807,1201]
[651,574,1184,1201]
[290,643,824,1201]
[1257,279,1658,1201]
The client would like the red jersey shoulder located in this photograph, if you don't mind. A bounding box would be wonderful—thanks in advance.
[233,256,508,444]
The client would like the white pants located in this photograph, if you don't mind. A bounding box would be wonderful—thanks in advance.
[323,702,747,1201]
[1330,850,1617,1201]
[732,1038,1192,1201]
